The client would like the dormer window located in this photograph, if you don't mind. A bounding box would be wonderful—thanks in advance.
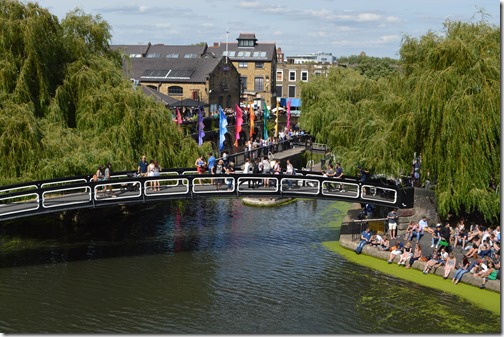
[238,39,255,47]
[237,33,257,48]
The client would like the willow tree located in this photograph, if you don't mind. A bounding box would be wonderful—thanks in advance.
[301,16,500,222]
[396,18,500,221]
[0,2,206,185]
[300,66,406,176]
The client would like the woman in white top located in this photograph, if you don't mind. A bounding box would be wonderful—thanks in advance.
[147,160,155,190]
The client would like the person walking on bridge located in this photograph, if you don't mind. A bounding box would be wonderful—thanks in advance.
[104,162,114,197]
[335,163,344,192]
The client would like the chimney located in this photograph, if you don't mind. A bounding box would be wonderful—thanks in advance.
[213,42,219,47]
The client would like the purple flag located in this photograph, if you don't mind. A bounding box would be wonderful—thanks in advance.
[198,106,205,146]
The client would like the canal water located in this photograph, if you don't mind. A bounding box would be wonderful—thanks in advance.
[0,199,499,333]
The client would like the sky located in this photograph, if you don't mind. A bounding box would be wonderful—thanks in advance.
[33,0,500,59]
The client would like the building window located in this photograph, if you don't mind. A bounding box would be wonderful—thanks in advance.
[168,86,183,96]
[276,86,283,97]
[238,62,248,68]
[146,53,160,58]
[184,53,197,58]
[255,62,264,69]
[276,71,283,82]
[166,53,179,58]
[241,77,247,91]
[289,71,296,81]
[192,90,201,100]
[254,77,264,92]
[301,71,308,81]
[288,85,296,98]
[238,39,254,47]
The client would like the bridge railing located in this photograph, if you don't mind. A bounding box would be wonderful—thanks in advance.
[0,170,414,222]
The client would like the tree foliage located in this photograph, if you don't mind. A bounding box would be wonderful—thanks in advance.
[0,1,204,185]
[337,55,400,80]
[301,17,500,222]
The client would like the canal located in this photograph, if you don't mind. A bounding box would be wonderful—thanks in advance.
[0,199,499,333]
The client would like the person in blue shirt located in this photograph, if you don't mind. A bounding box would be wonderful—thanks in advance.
[207,152,216,173]
[137,155,149,176]
[355,227,372,254]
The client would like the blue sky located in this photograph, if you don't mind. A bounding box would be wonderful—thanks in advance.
[34,0,500,59]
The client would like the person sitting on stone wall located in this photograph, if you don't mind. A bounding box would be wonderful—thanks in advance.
[397,241,414,266]
[475,261,497,289]
[355,227,372,254]
[387,240,404,263]
[422,249,443,274]
[405,243,423,269]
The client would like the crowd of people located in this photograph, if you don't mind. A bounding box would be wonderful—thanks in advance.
[193,150,296,191]
[355,216,500,290]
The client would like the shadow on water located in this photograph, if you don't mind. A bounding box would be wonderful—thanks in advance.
[0,198,333,268]
[0,201,202,268]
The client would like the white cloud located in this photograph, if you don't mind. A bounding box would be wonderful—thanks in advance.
[356,13,381,22]
[376,35,400,43]
[239,1,260,8]
[308,31,329,37]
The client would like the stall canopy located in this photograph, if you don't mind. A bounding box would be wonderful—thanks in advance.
[169,98,208,108]
[280,97,301,107]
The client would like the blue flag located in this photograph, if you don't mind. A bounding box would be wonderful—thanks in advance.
[263,101,270,140]
[219,106,228,151]
[198,106,205,146]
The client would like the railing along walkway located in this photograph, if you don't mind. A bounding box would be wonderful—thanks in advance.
[0,169,414,221]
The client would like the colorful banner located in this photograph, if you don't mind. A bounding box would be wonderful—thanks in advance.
[198,106,205,146]
[274,105,279,137]
[249,103,255,139]
[286,99,291,132]
[263,101,269,140]
[234,104,243,147]
[176,108,183,125]
[219,106,228,151]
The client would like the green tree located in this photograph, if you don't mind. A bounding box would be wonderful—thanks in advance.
[301,17,500,222]
[0,1,206,185]
[337,54,400,80]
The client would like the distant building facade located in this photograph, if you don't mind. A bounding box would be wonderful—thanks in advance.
[113,33,277,111]
[113,44,241,113]
[276,51,337,110]
[207,33,278,108]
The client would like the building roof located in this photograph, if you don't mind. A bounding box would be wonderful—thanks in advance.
[112,44,207,59]
[140,85,179,106]
[126,56,223,83]
[207,42,276,62]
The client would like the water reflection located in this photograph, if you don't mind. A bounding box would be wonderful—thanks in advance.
[0,199,499,333]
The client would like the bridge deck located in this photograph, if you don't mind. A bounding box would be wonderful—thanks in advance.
[0,169,414,222]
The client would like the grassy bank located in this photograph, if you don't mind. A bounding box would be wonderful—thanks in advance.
[321,202,500,316]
